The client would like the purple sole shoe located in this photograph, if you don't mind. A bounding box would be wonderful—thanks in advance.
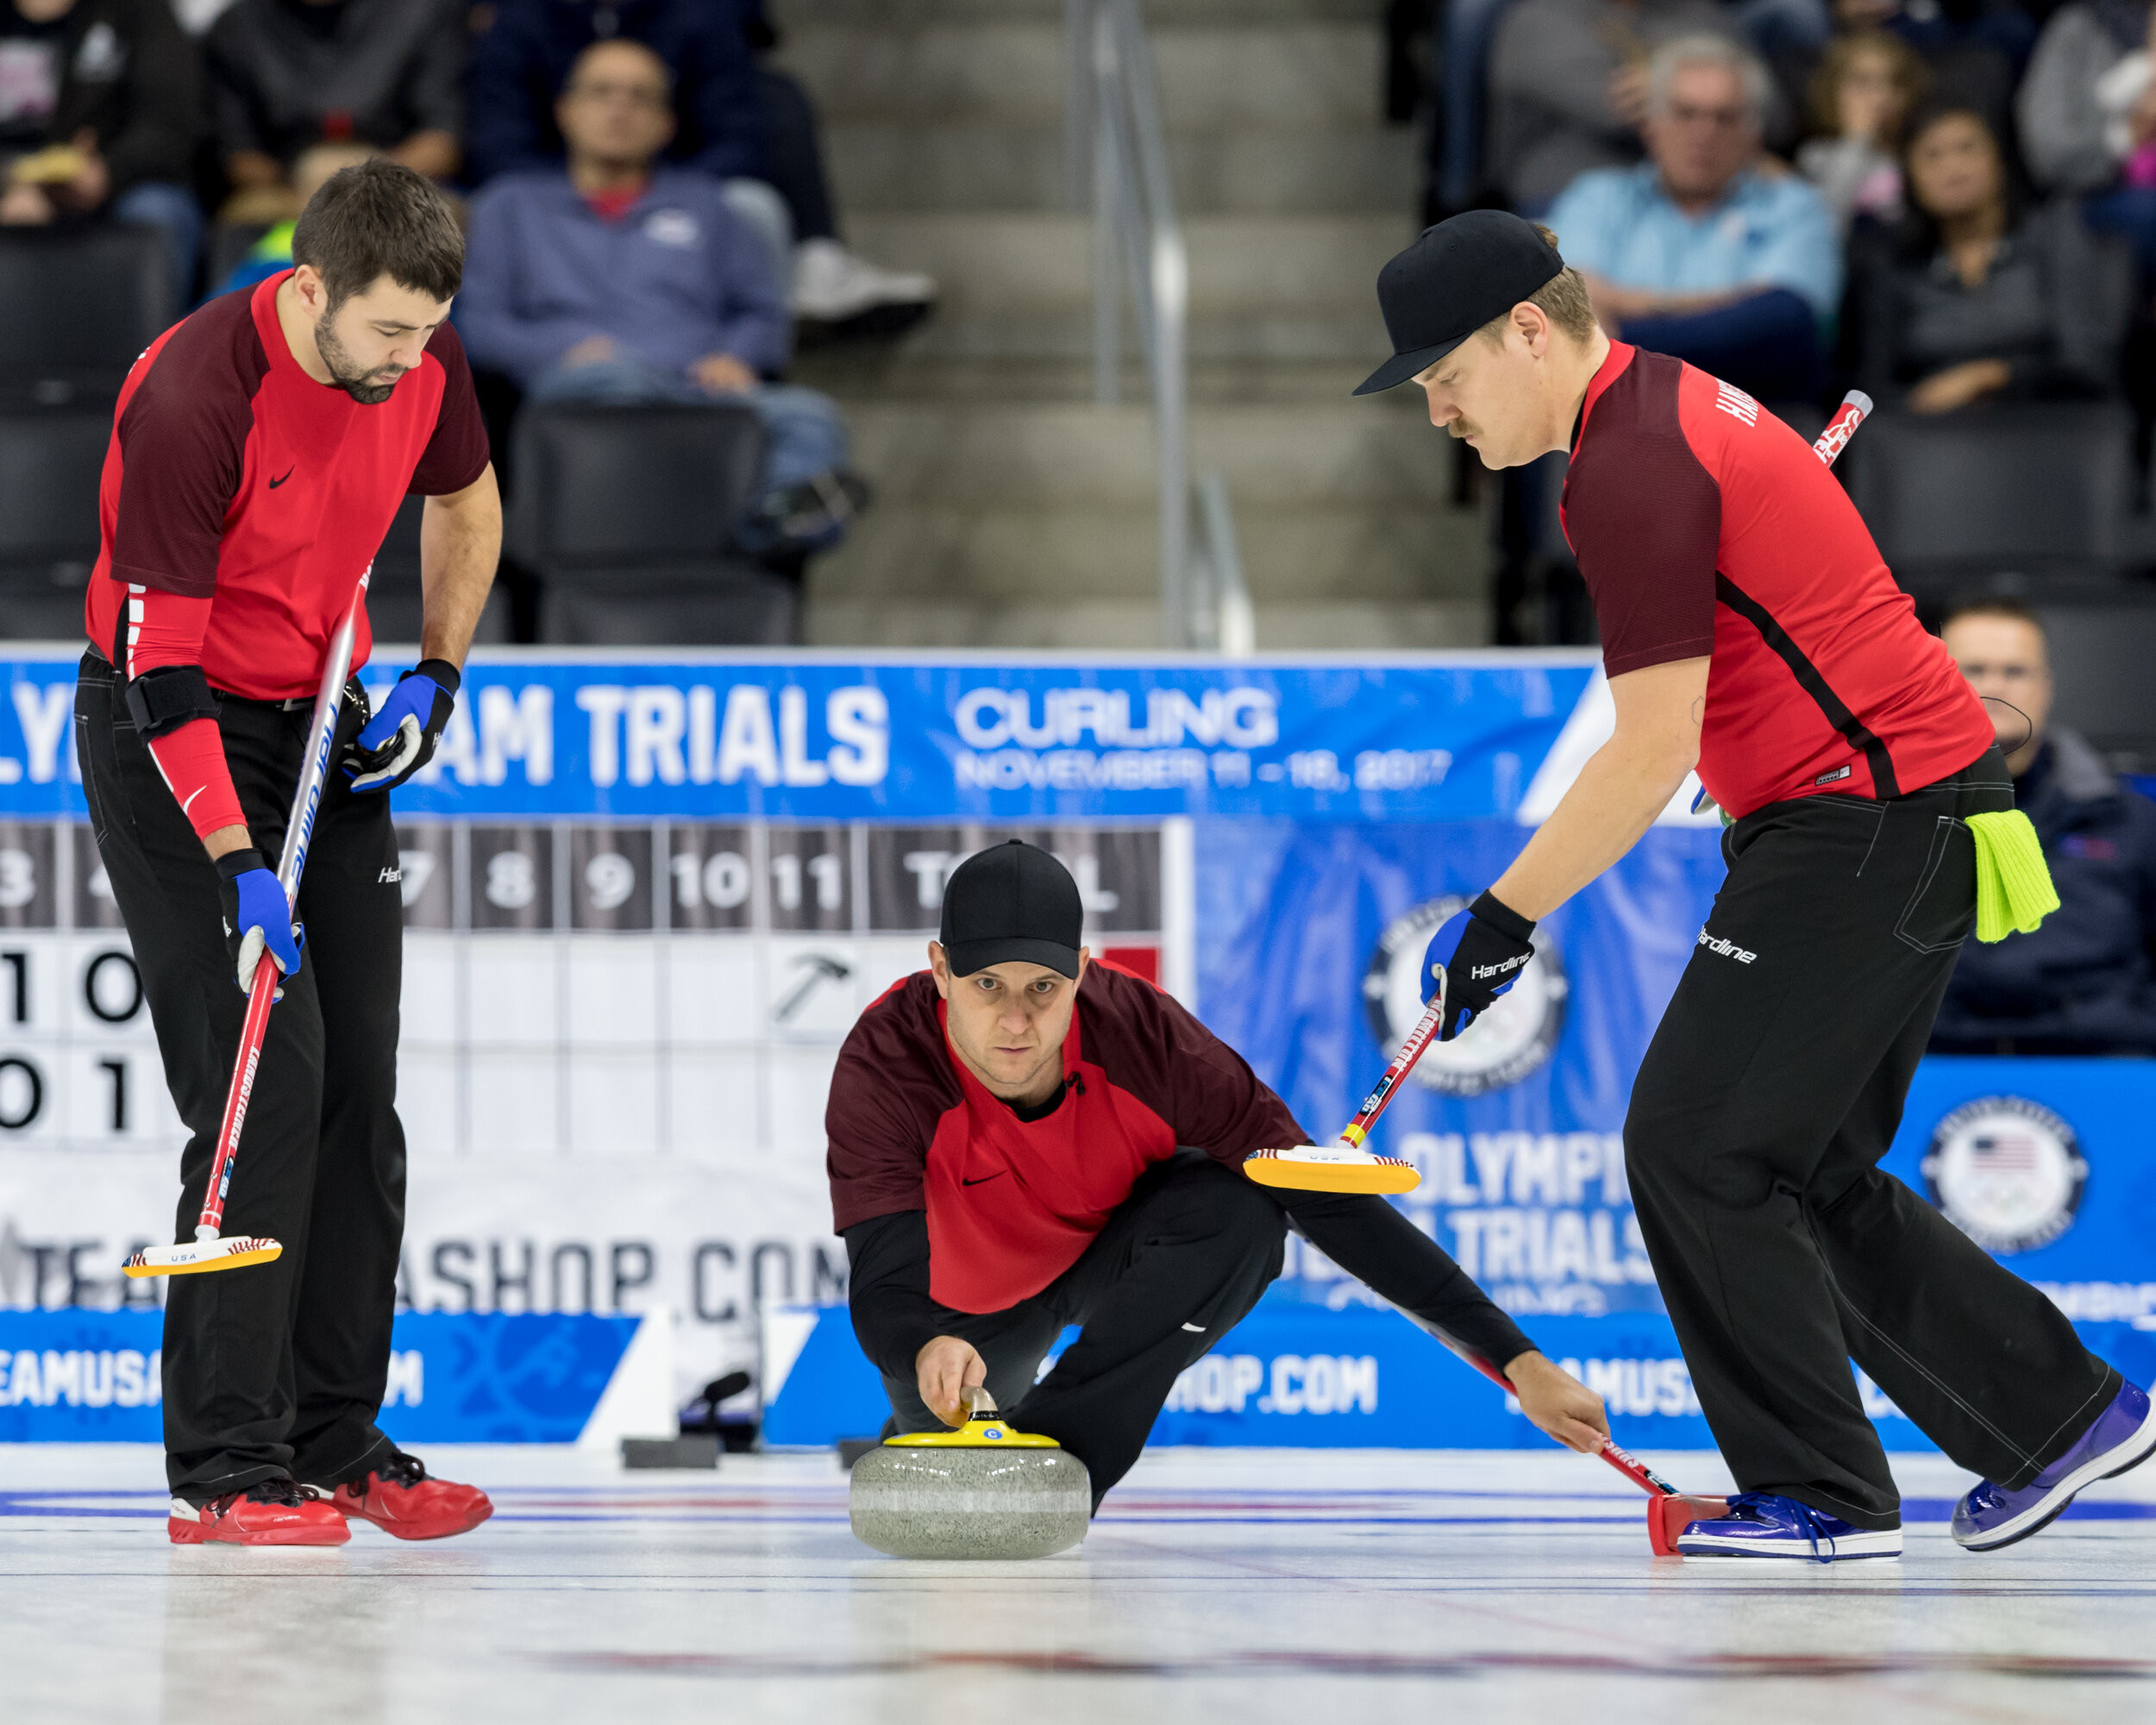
[1952,1381,2156,1552]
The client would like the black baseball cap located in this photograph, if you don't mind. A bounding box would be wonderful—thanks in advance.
[1352,210,1565,396]
[939,840,1084,978]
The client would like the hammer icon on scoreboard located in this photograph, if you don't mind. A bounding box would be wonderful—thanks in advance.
[773,952,852,1024]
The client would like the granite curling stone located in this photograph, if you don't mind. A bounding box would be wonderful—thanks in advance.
[849,1393,1092,1560]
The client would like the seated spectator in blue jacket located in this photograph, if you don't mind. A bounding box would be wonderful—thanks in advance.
[1545,34,1840,402]
[1932,598,2156,1057]
[460,40,865,558]
[1847,106,2129,414]
[465,0,931,332]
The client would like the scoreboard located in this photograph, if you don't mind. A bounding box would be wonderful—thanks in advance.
[0,816,1166,1160]
[389,819,1166,1162]
[0,819,179,1147]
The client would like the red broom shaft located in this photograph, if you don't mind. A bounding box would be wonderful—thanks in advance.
[1338,975,1445,1148]
[1811,389,1871,468]
[190,575,366,1240]
[196,954,279,1236]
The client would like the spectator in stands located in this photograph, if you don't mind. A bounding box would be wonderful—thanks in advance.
[0,0,202,305]
[2020,1,2156,279]
[1931,597,2156,1057]
[205,0,461,223]
[1847,107,2130,413]
[1833,0,2032,129]
[465,0,932,334]
[460,40,866,560]
[1483,0,1732,213]
[740,4,932,337]
[213,138,371,294]
[1544,34,1839,402]
[1798,28,1925,232]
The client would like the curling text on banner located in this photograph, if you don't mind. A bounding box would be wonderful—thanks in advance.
[0,650,2149,1444]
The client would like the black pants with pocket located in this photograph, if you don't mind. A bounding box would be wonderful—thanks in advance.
[75,650,408,1502]
[879,1152,1287,1506]
[1626,746,2116,1530]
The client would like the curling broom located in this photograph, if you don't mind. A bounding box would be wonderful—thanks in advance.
[1242,966,1447,1196]
[1446,1344,1730,1556]
[125,575,368,1279]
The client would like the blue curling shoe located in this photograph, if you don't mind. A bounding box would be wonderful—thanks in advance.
[1675,1492,1901,1562]
[1952,1380,2156,1552]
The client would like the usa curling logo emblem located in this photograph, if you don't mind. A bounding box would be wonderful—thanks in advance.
[1921,1096,2086,1255]
[1363,896,1566,1097]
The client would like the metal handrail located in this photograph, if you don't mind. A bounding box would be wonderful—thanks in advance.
[1194,470,1254,658]
[1067,0,1212,650]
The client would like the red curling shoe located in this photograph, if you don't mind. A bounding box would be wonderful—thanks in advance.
[169,1477,351,1546]
[326,1449,493,1540]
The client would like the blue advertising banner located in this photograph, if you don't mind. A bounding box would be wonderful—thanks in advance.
[0,649,1595,823]
[0,1309,638,1442]
[6,645,2152,1454]
[1198,819,1726,1320]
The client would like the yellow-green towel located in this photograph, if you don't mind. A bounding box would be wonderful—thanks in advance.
[1966,810,2058,943]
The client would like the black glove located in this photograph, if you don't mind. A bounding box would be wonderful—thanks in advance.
[344,659,459,794]
[1420,890,1536,1040]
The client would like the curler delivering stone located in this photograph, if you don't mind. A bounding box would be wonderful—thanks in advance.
[848,1389,1093,1560]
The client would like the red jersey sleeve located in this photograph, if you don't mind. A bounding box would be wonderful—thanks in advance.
[1560,345,1720,678]
[122,586,247,837]
[107,341,251,600]
[409,323,492,496]
[1079,963,1308,1163]
[825,975,963,1232]
[98,314,259,833]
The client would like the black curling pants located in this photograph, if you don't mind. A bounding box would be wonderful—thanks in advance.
[1626,747,2116,1530]
[879,1153,1287,1507]
[75,651,408,1502]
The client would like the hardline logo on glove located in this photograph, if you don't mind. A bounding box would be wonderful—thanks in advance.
[1366,894,1568,1096]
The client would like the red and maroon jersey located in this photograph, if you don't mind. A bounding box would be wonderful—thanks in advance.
[82,272,488,836]
[826,965,1306,1314]
[1561,342,1993,819]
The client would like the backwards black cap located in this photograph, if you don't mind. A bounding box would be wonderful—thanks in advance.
[1352,210,1564,397]
[939,840,1084,979]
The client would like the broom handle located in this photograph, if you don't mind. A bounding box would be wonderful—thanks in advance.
[1811,390,1871,468]
[194,577,367,1239]
[1337,968,1446,1149]
[1454,1346,1681,1501]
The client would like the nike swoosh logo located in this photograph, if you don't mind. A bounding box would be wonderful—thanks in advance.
[268,468,294,489]
[961,1173,1004,1187]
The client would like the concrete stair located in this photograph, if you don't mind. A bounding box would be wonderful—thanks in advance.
[777,1,1489,649]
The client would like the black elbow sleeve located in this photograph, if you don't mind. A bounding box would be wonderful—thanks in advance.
[123,665,220,739]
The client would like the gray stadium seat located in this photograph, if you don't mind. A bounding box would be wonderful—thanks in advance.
[505,401,796,644]
[204,223,273,297]
[1845,404,2134,589]
[362,492,510,648]
[2030,588,2156,769]
[0,229,173,401]
[0,406,110,640]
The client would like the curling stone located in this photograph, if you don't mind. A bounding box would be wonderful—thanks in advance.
[849,1390,1091,1560]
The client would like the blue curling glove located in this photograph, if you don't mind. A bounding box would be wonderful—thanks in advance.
[217,849,304,998]
[1421,889,1536,1040]
[345,659,459,793]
